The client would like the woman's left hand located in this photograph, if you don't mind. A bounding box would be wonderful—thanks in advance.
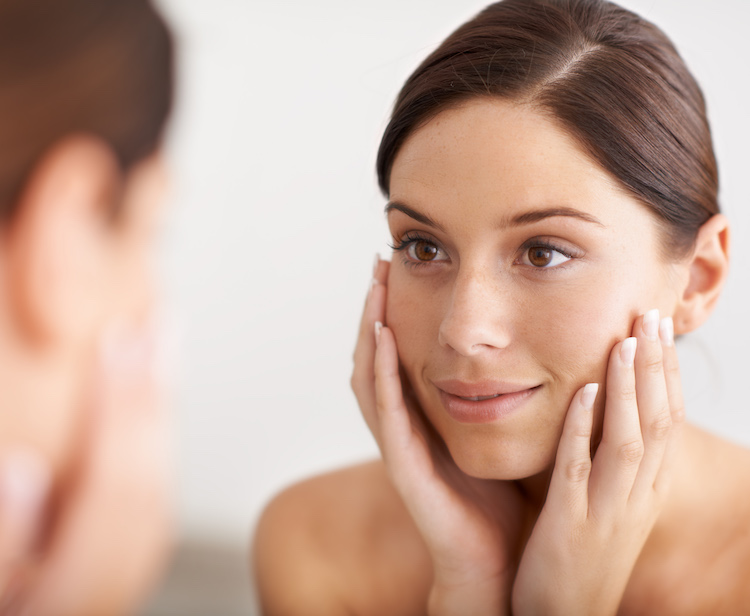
[512,309,684,615]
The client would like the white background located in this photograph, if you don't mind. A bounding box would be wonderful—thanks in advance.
[153,0,750,547]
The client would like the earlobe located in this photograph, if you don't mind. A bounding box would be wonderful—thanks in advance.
[2,135,121,346]
[672,214,730,335]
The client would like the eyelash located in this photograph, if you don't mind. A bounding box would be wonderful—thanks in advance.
[516,239,578,270]
[389,233,580,270]
[388,232,445,269]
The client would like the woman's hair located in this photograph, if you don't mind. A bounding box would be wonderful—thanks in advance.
[0,0,174,220]
[377,0,718,257]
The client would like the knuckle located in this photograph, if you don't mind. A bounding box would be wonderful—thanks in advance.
[564,459,592,483]
[643,356,663,376]
[375,395,387,416]
[665,360,681,378]
[571,425,592,440]
[617,439,645,466]
[671,403,686,425]
[619,385,638,404]
[647,411,672,440]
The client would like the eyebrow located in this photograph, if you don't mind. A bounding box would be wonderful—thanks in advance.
[385,202,604,229]
[509,207,605,228]
[384,202,446,232]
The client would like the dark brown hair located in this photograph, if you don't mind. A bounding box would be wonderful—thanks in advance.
[0,0,174,219]
[377,0,718,256]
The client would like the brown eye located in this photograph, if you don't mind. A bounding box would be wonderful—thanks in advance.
[527,246,553,267]
[520,244,572,268]
[409,240,440,262]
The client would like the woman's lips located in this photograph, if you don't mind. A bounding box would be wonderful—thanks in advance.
[433,380,541,424]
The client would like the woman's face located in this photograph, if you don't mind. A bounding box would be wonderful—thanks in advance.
[385,99,687,480]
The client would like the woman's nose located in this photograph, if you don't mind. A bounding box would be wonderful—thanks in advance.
[437,269,512,356]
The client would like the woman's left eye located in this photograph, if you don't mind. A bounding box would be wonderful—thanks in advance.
[519,244,572,268]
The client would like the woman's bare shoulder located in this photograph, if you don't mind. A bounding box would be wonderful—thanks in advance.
[252,460,431,616]
[650,424,750,613]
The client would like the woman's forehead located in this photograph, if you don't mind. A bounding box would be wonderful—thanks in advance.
[389,99,638,228]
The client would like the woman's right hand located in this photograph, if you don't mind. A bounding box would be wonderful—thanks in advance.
[351,257,523,616]
[0,322,173,616]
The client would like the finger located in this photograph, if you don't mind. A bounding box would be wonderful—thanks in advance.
[0,452,49,605]
[351,255,389,437]
[546,383,598,519]
[375,256,390,286]
[374,325,436,492]
[653,316,684,495]
[352,255,383,361]
[589,337,642,512]
[374,324,420,467]
[374,323,471,547]
[19,326,173,616]
[630,309,672,500]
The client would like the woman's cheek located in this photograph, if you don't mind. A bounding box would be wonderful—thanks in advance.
[385,268,440,385]
[534,279,636,390]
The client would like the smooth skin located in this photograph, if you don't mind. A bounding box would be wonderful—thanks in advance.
[253,100,750,615]
[370,264,679,615]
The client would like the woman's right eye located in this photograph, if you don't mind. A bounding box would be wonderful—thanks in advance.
[407,239,443,262]
[389,233,448,266]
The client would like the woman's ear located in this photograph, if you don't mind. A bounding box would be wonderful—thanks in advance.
[1,135,122,347]
[672,214,730,335]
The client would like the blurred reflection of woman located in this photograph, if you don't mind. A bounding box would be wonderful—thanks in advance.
[0,0,174,613]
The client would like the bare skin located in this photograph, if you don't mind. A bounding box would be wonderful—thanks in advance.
[253,100,747,614]
[254,427,750,615]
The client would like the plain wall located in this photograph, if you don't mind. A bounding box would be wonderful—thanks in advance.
[154,0,750,546]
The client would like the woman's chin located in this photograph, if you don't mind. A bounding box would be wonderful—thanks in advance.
[445,437,555,481]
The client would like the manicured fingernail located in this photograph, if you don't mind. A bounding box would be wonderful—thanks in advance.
[0,451,50,521]
[581,383,599,409]
[366,277,379,302]
[373,253,381,277]
[620,337,637,366]
[642,309,659,340]
[659,316,674,347]
[374,321,383,346]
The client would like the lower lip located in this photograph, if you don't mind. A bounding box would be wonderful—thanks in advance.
[438,387,540,424]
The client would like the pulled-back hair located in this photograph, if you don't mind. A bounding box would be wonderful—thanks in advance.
[0,0,174,219]
[377,0,718,256]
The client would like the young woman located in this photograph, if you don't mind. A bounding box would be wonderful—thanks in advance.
[0,0,174,613]
[254,0,749,613]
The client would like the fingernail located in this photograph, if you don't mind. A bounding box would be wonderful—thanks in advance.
[0,451,50,521]
[367,277,379,303]
[659,316,674,347]
[581,383,599,409]
[374,321,383,346]
[620,337,637,366]
[373,253,381,277]
[642,309,659,340]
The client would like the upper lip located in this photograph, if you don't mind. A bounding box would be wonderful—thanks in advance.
[432,379,539,399]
